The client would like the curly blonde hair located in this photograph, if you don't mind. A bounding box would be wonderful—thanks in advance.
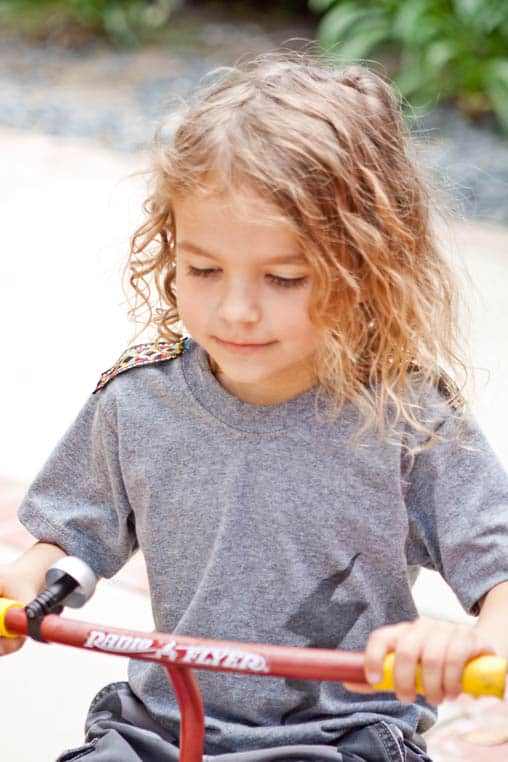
[128,50,466,442]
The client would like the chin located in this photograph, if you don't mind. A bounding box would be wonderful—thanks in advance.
[220,366,273,385]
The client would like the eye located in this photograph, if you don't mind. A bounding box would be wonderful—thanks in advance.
[267,274,308,289]
[187,266,220,278]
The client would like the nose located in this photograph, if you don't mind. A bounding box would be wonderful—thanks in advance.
[216,278,261,325]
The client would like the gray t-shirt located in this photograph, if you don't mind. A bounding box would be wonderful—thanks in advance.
[18,339,508,754]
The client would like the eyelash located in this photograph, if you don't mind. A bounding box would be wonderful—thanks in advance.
[186,266,308,289]
[269,274,308,289]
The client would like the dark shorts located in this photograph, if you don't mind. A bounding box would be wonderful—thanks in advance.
[57,682,433,762]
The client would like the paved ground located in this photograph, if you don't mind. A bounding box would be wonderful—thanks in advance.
[0,127,507,760]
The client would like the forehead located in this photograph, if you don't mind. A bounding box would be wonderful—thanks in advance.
[172,184,301,258]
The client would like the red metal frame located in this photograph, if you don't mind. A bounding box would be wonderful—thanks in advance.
[4,605,368,762]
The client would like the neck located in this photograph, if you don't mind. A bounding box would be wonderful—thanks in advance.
[213,362,317,406]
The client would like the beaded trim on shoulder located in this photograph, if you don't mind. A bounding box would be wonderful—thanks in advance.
[435,369,465,412]
[407,362,465,412]
[94,338,189,394]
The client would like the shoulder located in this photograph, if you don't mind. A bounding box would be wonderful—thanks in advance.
[94,337,190,394]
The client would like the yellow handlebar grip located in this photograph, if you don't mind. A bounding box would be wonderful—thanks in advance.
[373,652,507,699]
[373,653,425,694]
[462,655,507,698]
[0,598,23,638]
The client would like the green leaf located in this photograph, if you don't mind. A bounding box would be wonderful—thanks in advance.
[308,0,336,14]
[453,0,483,23]
[333,20,392,63]
[317,3,377,51]
[396,62,428,98]
[103,5,139,47]
[393,0,434,43]
[486,79,508,134]
[454,0,508,34]
[488,58,508,86]
[425,39,457,71]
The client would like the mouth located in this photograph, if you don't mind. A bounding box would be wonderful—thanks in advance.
[213,337,276,351]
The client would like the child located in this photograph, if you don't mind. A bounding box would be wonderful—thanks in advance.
[2,51,508,762]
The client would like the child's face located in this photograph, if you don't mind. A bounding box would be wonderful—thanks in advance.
[173,185,323,404]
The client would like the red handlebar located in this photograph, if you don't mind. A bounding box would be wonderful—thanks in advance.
[3,604,367,762]
[3,604,506,761]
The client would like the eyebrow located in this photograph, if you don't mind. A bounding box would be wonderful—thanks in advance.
[178,241,307,265]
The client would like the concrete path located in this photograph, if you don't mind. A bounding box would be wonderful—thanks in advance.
[0,127,507,760]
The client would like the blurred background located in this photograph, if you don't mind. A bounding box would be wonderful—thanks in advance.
[0,0,507,473]
[0,3,507,760]
[1,1,508,212]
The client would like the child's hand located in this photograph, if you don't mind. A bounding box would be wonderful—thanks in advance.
[0,541,66,656]
[0,566,39,656]
[345,617,497,705]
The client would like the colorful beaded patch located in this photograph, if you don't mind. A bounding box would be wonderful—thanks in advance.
[436,370,465,412]
[94,338,189,394]
[408,362,465,412]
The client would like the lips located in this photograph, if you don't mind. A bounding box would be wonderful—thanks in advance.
[213,337,276,350]
[221,341,270,347]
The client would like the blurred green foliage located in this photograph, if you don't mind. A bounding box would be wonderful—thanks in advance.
[0,0,177,46]
[3,0,508,133]
[309,0,508,132]
[0,0,313,47]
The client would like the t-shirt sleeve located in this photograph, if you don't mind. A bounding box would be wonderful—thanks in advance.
[404,402,508,616]
[18,389,138,578]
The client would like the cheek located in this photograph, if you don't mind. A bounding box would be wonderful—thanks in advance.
[175,278,196,329]
[275,288,313,328]
[175,272,198,311]
[279,294,323,350]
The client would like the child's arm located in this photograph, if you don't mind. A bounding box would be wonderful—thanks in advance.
[0,541,66,656]
[475,578,508,649]
[363,388,508,706]
[17,390,137,582]
[346,579,508,704]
